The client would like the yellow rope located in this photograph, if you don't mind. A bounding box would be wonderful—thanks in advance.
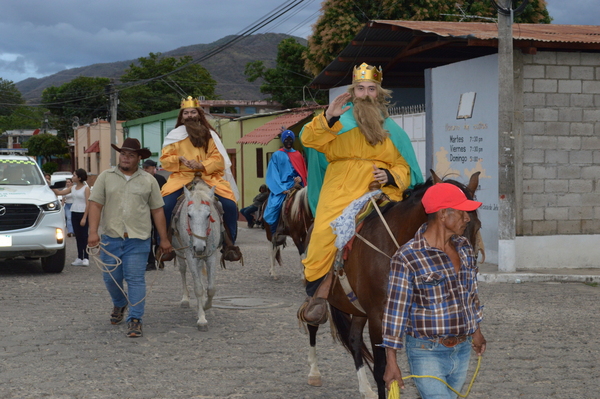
[388,355,482,399]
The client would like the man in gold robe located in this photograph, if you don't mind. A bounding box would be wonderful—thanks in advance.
[160,97,240,261]
[300,63,423,313]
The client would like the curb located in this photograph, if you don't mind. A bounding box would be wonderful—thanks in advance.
[479,272,600,284]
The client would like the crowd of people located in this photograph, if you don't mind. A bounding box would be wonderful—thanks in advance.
[48,62,484,398]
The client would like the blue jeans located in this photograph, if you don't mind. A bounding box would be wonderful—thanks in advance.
[240,205,258,225]
[405,335,473,399]
[100,235,150,322]
[64,203,74,234]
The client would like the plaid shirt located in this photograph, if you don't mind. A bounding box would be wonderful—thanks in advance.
[382,223,483,350]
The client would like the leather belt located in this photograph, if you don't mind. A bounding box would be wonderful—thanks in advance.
[431,335,469,348]
[123,232,129,238]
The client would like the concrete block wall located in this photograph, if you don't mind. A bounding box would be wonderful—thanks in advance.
[521,51,600,235]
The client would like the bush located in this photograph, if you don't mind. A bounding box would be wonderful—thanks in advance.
[42,162,58,175]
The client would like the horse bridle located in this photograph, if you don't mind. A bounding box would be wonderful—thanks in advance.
[186,199,215,240]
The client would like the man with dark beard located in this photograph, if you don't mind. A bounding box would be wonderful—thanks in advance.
[88,138,173,337]
[160,97,241,262]
[299,63,423,321]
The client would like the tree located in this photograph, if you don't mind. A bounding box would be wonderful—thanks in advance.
[0,106,48,132]
[23,133,68,163]
[245,38,326,108]
[0,78,25,117]
[41,76,110,138]
[305,0,552,75]
[118,52,217,119]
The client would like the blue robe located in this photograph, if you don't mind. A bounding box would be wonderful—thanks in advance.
[263,149,303,228]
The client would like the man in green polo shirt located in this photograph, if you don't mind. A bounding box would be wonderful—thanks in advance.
[88,138,173,338]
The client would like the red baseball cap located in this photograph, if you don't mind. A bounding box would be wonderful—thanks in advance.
[422,183,482,214]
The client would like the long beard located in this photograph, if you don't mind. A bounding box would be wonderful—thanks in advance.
[184,117,210,151]
[353,96,389,146]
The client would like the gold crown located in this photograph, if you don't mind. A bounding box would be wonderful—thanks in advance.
[180,96,200,109]
[352,63,383,84]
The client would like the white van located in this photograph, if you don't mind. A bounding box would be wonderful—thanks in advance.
[0,155,66,272]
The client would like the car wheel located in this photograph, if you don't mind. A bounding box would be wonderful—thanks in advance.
[41,248,66,273]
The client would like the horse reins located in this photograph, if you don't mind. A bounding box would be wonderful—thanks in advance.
[353,196,400,260]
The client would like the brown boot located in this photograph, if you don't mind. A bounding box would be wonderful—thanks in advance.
[156,228,175,269]
[297,296,328,325]
[298,272,333,325]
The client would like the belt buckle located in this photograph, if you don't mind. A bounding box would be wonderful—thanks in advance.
[440,336,460,347]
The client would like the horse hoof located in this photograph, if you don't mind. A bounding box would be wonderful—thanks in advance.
[308,376,322,387]
[197,324,208,332]
[180,301,190,308]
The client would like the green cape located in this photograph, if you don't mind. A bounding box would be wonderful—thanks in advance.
[300,104,424,215]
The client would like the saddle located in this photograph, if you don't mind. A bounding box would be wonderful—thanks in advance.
[298,187,392,324]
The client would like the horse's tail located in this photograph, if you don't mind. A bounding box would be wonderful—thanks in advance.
[329,306,374,367]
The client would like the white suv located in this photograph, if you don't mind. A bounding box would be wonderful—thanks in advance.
[0,155,66,273]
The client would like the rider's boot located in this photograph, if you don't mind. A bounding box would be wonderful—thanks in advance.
[221,224,243,264]
[298,271,332,325]
[156,228,175,269]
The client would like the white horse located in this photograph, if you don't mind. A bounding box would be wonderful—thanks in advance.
[171,179,222,331]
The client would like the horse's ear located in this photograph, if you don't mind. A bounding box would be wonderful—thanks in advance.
[430,169,443,184]
[183,186,192,199]
[210,185,216,195]
[467,172,481,195]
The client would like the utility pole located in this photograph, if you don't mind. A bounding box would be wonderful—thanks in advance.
[497,0,516,272]
[106,83,118,167]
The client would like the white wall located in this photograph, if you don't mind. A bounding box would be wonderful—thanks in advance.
[428,54,500,264]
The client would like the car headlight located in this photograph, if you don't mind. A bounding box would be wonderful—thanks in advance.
[40,200,61,212]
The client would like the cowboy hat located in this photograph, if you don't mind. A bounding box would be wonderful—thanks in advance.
[111,138,152,159]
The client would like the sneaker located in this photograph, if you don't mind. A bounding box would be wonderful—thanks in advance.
[110,305,127,325]
[82,258,89,266]
[126,318,143,338]
[71,258,83,266]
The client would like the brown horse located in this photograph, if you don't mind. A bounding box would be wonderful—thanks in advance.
[263,186,313,279]
[304,171,482,399]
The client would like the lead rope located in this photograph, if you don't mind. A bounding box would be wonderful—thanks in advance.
[86,242,165,308]
[388,356,482,399]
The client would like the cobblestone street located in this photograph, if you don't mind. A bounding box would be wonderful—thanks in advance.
[1,226,599,398]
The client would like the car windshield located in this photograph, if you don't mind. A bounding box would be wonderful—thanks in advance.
[0,160,45,185]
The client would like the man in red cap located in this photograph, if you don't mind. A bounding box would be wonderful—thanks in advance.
[382,182,486,399]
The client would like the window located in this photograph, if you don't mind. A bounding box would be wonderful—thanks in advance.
[256,148,264,178]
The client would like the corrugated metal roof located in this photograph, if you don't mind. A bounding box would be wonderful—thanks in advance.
[237,111,314,145]
[375,20,600,44]
[311,21,600,89]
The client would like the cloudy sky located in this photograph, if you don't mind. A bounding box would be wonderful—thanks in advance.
[0,0,598,84]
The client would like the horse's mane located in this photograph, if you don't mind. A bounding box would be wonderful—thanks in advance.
[289,186,311,221]
[370,174,475,219]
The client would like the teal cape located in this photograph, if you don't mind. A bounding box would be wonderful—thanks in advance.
[300,103,424,215]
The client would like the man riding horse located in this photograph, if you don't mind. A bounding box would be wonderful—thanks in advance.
[263,129,307,239]
[159,96,241,264]
[299,63,423,323]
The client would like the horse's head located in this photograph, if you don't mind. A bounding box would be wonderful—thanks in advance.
[183,182,217,256]
[431,170,485,262]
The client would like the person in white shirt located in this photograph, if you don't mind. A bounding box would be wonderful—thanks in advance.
[53,169,90,266]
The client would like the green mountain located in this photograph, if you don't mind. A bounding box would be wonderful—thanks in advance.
[16,33,307,103]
